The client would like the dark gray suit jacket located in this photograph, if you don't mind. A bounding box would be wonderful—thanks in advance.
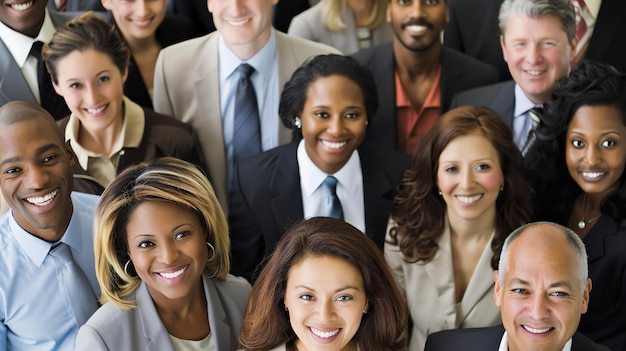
[425,325,611,351]
[351,43,499,150]
[46,0,104,11]
[450,80,516,130]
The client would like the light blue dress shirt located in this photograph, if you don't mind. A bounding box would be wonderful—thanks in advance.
[0,192,100,351]
[218,31,280,188]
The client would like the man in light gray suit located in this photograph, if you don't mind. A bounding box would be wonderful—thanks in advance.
[0,0,72,119]
[153,0,340,213]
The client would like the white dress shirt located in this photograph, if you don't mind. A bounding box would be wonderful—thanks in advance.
[498,331,572,351]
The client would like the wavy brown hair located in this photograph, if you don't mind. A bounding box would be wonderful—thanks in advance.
[239,217,407,351]
[388,105,533,269]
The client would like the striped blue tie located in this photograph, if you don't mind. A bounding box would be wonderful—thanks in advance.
[323,176,343,220]
[233,63,261,164]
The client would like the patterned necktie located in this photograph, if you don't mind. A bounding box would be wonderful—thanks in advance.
[521,107,543,157]
[323,176,344,220]
[58,0,67,11]
[30,41,70,120]
[233,63,261,164]
[49,243,98,325]
[573,0,588,42]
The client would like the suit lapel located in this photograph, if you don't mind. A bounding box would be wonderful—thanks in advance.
[491,81,516,128]
[337,6,359,54]
[440,47,462,112]
[268,145,304,244]
[425,225,456,308]
[135,283,174,351]
[370,42,397,149]
[275,32,300,145]
[360,147,395,248]
[0,40,37,104]
[204,277,233,350]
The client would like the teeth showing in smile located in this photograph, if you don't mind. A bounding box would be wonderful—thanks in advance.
[310,328,339,339]
[133,19,151,26]
[523,326,552,334]
[582,172,605,178]
[26,189,58,207]
[86,105,106,114]
[321,140,347,149]
[159,266,187,279]
[10,1,33,11]
[526,70,545,76]
[227,18,250,26]
[406,25,427,32]
[456,194,482,204]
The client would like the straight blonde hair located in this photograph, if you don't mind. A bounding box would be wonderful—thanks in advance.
[322,0,388,32]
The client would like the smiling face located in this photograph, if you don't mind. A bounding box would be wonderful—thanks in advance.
[494,224,591,351]
[501,13,574,104]
[565,104,626,199]
[437,133,503,225]
[301,75,367,174]
[387,0,448,53]
[0,0,47,37]
[52,49,127,135]
[0,116,75,242]
[207,0,277,59]
[126,200,208,304]
[102,0,168,42]
[284,255,367,351]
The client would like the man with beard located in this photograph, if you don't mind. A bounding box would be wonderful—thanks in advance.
[352,0,499,155]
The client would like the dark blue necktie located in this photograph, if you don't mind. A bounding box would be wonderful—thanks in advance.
[233,63,261,164]
[323,176,343,220]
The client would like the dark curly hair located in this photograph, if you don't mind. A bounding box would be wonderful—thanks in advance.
[389,105,533,269]
[278,54,378,140]
[526,60,626,222]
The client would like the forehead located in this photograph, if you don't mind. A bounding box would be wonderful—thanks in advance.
[439,133,499,161]
[504,12,567,38]
[0,118,64,157]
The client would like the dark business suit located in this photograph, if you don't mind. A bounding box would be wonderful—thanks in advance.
[451,80,516,131]
[228,142,409,281]
[47,0,105,11]
[116,14,197,109]
[425,325,611,351]
[0,12,76,115]
[351,43,499,150]
[444,0,626,74]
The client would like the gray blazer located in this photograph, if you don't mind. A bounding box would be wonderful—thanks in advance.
[75,274,251,351]
[288,2,393,54]
[153,30,340,214]
[0,11,77,106]
[46,0,104,11]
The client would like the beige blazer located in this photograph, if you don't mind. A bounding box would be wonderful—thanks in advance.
[288,2,393,55]
[153,30,340,213]
[384,219,501,351]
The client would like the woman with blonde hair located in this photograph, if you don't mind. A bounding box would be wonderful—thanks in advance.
[288,0,392,54]
[76,157,250,350]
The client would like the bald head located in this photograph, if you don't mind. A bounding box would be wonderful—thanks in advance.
[0,101,63,142]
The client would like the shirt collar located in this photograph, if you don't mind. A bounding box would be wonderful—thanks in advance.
[218,29,277,82]
[513,84,542,118]
[9,195,82,267]
[0,9,56,68]
[297,140,361,196]
[66,96,144,170]
[498,330,572,351]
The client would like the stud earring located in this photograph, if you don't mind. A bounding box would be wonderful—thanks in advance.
[294,116,302,129]
[438,189,442,196]
[500,184,504,191]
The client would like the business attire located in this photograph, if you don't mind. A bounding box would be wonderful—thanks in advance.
[0,192,100,350]
[0,10,75,114]
[384,219,501,351]
[351,43,499,150]
[153,30,339,212]
[288,2,394,54]
[425,325,611,351]
[229,142,409,281]
[114,13,197,109]
[451,81,515,128]
[58,97,206,188]
[75,273,251,351]
[444,0,626,74]
[47,0,105,11]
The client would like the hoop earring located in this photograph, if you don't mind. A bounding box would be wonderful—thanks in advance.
[124,260,136,277]
[206,242,216,262]
[294,116,302,129]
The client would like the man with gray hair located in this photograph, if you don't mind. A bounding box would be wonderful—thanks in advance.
[451,0,576,154]
[424,221,609,351]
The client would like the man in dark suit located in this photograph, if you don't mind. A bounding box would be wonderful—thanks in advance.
[451,0,575,153]
[0,0,72,119]
[46,0,105,11]
[352,0,499,154]
[425,222,609,351]
[445,0,626,76]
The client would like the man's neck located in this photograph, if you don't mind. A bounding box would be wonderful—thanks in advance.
[393,39,442,77]
[226,28,272,61]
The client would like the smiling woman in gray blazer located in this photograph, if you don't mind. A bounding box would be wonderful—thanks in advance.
[75,158,251,351]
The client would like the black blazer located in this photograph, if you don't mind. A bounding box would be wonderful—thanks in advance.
[444,0,626,74]
[351,43,499,150]
[451,80,516,130]
[228,142,409,281]
[425,325,610,351]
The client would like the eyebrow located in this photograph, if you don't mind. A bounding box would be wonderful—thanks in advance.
[510,278,574,290]
[295,285,361,293]
[129,223,194,238]
[0,143,61,168]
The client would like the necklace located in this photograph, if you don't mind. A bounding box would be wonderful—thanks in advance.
[578,193,601,229]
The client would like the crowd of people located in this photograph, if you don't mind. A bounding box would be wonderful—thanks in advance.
[0,0,624,350]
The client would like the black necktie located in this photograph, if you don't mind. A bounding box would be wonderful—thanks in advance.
[30,41,70,120]
[323,176,344,220]
[521,107,543,157]
[233,63,261,164]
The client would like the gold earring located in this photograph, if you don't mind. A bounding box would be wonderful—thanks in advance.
[438,189,442,196]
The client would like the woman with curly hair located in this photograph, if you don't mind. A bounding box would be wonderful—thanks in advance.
[385,105,533,350]
[526,60,626,351]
